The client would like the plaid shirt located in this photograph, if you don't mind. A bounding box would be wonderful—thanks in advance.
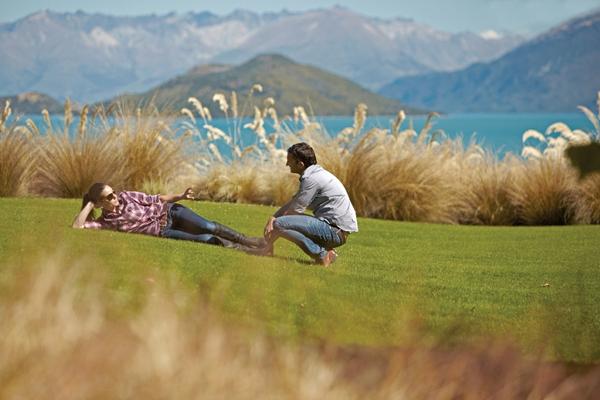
[84,191,168,236]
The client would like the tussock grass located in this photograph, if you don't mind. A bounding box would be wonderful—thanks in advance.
[112,103,194,191]
[575,173,600,223]
[457,154,519,225]
[0,101,36,196]
[4,90,600,225]
[345,126,465,222]
[194,159,295,205]
[2,253,599,399]
[509,159,579,225]
[29,101,194,197]
[33,102,127,197]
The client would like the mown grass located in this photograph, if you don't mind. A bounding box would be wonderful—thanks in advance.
[1,198,600,363]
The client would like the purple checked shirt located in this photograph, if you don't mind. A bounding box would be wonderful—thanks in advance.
[83,191,168,236]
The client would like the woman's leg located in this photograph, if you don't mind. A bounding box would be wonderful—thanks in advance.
[169,204,265,247]
[169,204,217,235]
[161,227,223,245]
[162,225,266,255]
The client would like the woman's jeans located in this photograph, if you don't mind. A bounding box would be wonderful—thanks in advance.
[160,204,222,245]
[270,215,345,261]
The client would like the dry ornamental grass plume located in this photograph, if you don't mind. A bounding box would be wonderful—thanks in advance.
[522,129,546,144]
[180,107,196,125]
[0,100,11,131]
[231,91,239,119]
[251,83,263,94]
[42,109,52,130]
[391,110,406,137]
[213,93,229,115]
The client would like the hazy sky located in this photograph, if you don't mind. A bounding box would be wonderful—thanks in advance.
[3,0,599,34]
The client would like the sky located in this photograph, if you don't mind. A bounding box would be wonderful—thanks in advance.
[3,0,599,35]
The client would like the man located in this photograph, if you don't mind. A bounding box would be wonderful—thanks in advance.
[264,142,358,266]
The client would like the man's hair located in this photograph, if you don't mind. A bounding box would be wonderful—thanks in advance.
[288,142,317,167]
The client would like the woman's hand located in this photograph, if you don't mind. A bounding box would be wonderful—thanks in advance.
[160,188,195,203]
[182,187,195,200]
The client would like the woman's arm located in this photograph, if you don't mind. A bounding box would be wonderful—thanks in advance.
[72,201,95,229]
[159,187,194,203]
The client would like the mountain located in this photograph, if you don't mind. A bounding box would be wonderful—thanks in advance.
[111,54,417,116]
[0,8,522,103]
[214,7,523,90]
[379,9,600,112]
[0,92,63,114]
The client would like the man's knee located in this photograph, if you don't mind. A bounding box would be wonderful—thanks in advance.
[272,217,284,232]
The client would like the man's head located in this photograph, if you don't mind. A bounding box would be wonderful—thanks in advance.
[286,142,317,174]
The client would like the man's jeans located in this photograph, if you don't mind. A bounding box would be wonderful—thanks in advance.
[271,215,345,261]
[161,204,222,245]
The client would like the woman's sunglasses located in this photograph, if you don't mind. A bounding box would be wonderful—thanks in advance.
[104,191,117,201]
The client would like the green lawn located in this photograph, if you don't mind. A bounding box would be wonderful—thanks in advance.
[2,198,600,363]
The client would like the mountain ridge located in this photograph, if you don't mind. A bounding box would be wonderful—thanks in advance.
[0,7,523,103]
[379,9,600,112]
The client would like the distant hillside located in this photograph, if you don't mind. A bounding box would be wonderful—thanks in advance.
[379,9,600,112]
[111,54,419,116]
[0,92,63,114]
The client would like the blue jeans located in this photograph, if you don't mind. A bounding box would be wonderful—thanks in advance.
[160,204,222,245]
[270,215,345,262]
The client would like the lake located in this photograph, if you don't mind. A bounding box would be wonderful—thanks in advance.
[18,113,596,159]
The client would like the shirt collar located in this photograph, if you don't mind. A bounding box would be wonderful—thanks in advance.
[300,164,318,181]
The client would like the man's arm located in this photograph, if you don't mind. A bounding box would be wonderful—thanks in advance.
[265,178,318,235]
[72,201,95,229]
[159,187,194,203]
[274,178,318,217]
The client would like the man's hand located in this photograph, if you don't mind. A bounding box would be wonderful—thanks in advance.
[264,216,276,236]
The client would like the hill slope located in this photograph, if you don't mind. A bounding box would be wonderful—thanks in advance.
[379,10,600,112]
[112,54,418,116]
[0,92,63,114]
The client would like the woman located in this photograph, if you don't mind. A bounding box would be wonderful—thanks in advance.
[72,182,266,252]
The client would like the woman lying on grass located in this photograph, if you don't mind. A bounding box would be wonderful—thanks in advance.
[72,182,266,253]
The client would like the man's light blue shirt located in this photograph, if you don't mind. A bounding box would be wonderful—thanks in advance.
[274,165,358,233]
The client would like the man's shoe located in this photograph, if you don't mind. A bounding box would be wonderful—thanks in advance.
[320,249,337,267]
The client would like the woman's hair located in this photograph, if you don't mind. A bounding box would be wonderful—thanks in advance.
[81,182,106,220]
[288,142,317,167]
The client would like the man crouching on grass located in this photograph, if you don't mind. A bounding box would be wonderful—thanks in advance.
[263,142,358,266]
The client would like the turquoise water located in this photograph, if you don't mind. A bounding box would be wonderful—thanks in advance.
[17,113,595,158]
[316,113,595,157]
